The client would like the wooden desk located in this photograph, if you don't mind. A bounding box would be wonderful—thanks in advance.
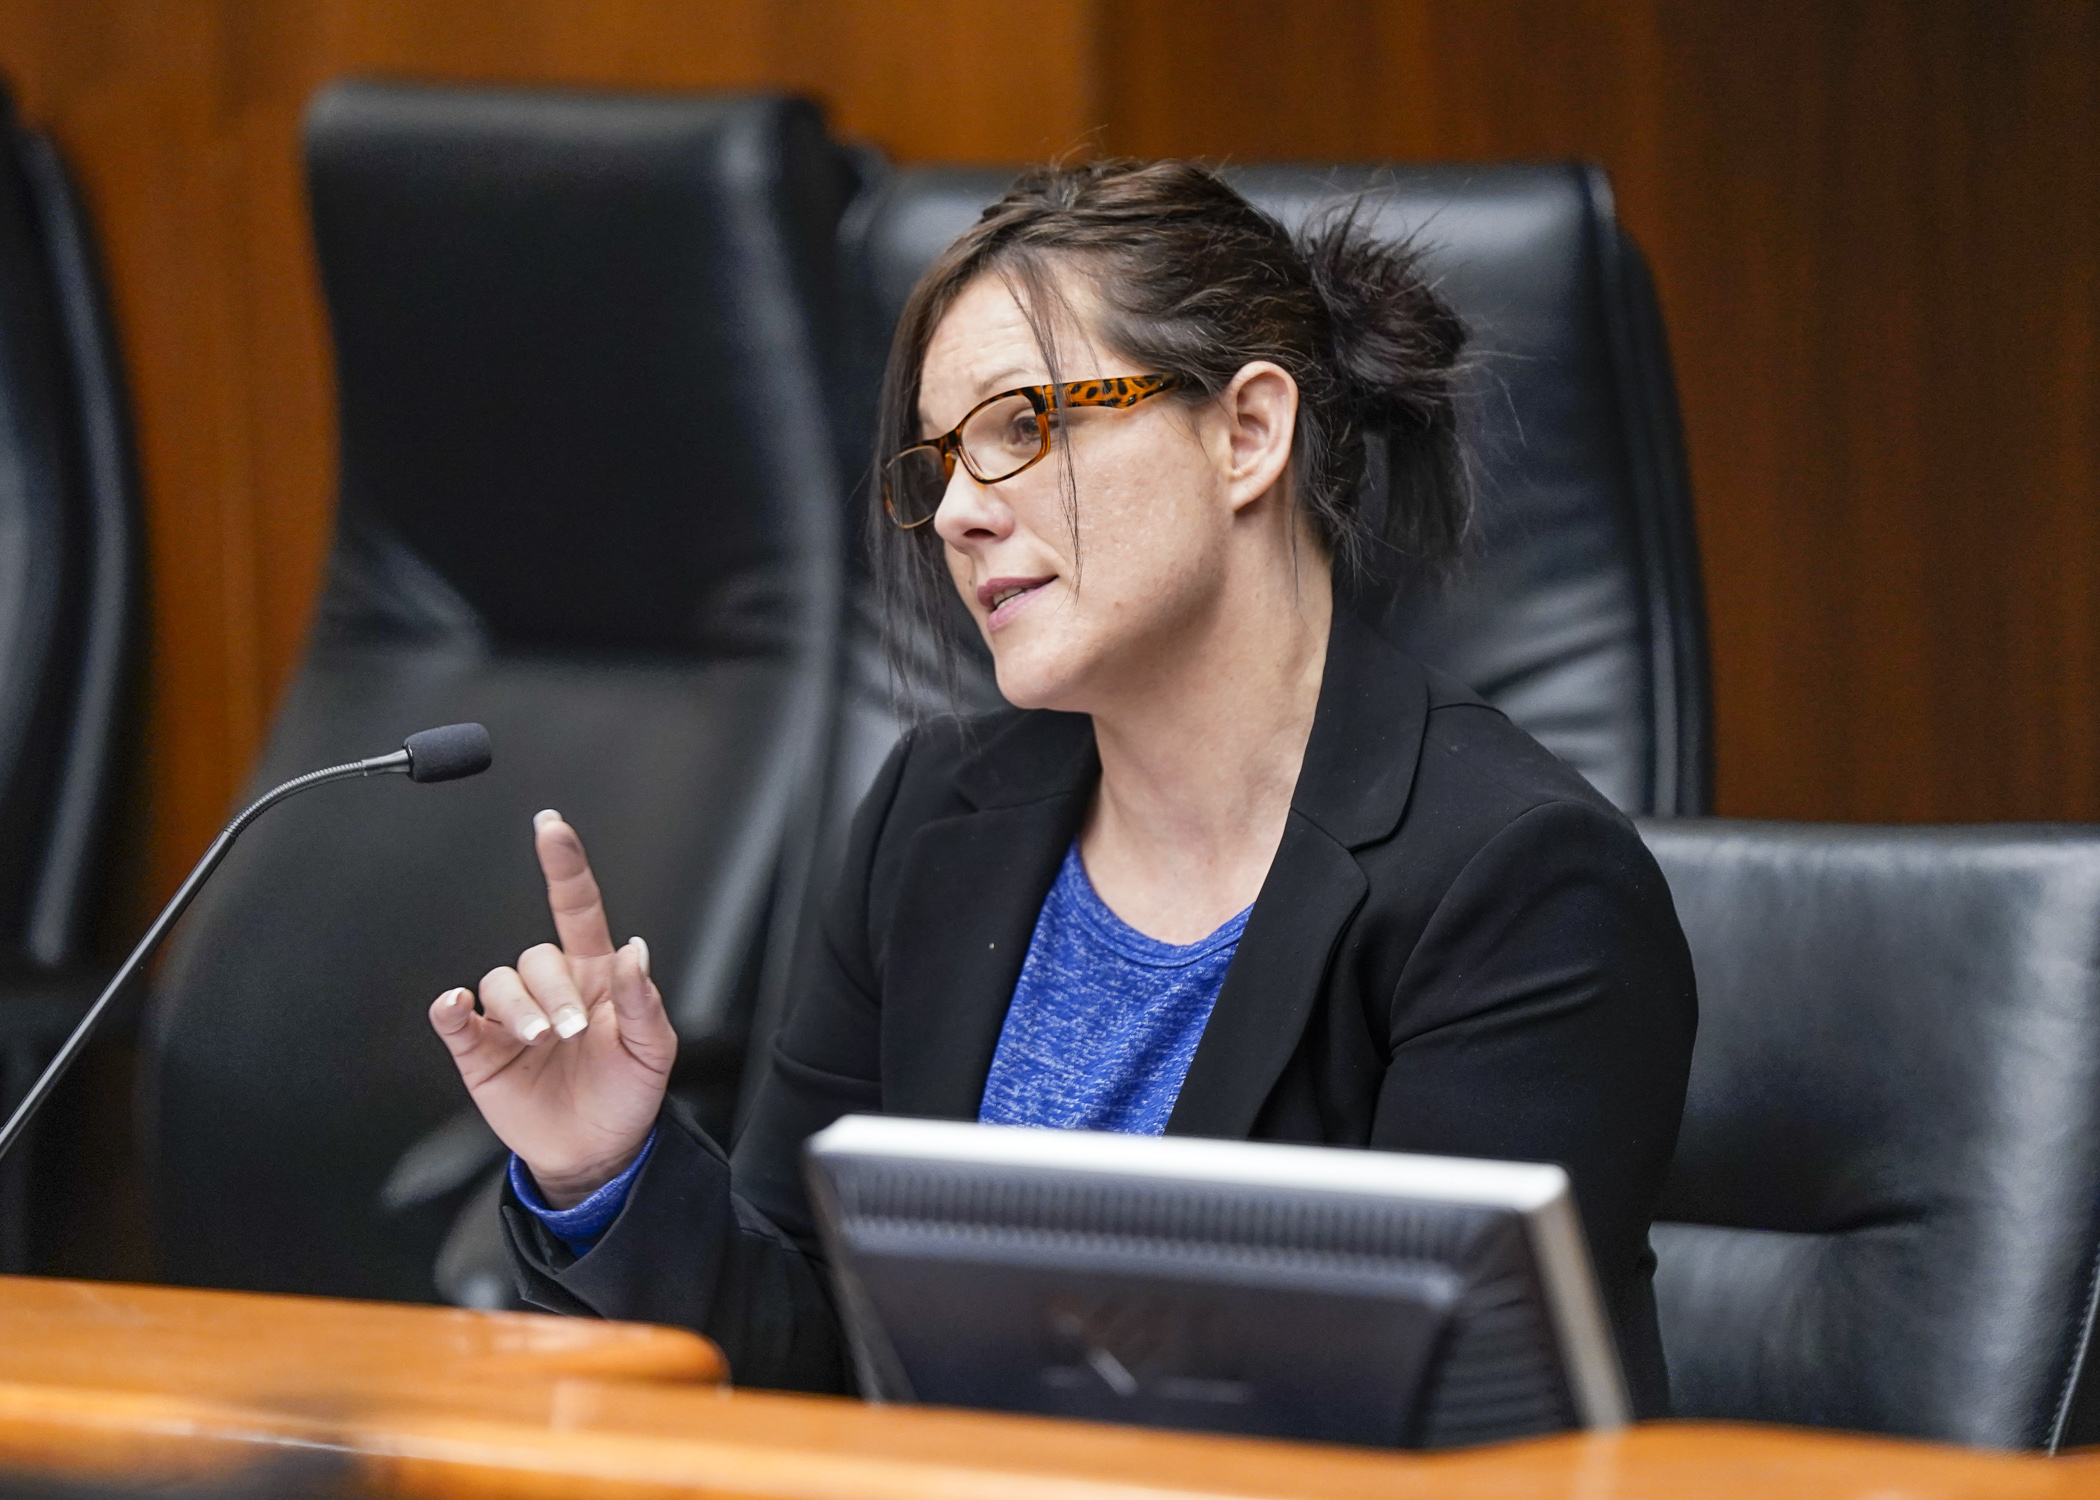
[0,1272,724,1395]
[1,1274,2096,1499]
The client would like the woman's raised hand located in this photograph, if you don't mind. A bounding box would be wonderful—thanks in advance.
[428,811,676,1209]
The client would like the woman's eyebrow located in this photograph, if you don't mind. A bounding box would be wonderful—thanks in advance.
[968,365,1033,400]
[917,366,1037,437]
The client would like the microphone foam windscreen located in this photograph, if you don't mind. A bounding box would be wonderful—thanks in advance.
[404,723,493,783]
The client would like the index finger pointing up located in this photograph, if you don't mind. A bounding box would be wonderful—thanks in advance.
[534,810,616,958]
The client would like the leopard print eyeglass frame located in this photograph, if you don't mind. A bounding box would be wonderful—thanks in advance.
[882,374,1183,529]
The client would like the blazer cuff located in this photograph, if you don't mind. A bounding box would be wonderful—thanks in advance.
[508,1128,659,1257]
[501,1096,736,1329]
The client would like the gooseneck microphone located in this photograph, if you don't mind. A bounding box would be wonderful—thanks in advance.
[0,723,493,1163]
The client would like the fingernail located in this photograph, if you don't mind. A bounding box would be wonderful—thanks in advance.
[628,936,650,978]
[533,809,562,830]
[442,988,469,1009]
[554,1008,589,1039]
[519,1014,550,1043]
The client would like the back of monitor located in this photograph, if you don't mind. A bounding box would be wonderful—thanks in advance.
[805,1117,1628,1448]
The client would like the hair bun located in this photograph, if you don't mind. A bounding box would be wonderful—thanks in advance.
[1300,214,1467,435]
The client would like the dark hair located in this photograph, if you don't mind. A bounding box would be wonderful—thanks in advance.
[872,159,1472,710]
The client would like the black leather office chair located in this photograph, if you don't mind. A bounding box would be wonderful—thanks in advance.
[832,161,1710,820]
[0,83,139,1272]
[0,87,136,984]
[1644,822,2100,1449]
[142,82,857,1304]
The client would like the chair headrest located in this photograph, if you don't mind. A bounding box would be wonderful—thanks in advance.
[307,82,857,653]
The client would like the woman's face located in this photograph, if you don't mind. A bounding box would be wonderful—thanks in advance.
[920,273,1261,715]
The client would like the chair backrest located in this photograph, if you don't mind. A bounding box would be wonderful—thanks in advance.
[834,161,1711,817]
[143,82,856,1302]
[1642,821,2100,1449]
[0,83,136,971]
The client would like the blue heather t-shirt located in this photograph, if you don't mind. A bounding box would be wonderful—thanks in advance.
[978,841,1251,1134]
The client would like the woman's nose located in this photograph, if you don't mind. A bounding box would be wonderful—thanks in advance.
[932,463,1011,547]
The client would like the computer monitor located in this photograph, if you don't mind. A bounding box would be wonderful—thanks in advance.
[804,1115,1630,1449]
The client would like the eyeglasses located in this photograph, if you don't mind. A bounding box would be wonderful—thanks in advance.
[882,373,1182,529]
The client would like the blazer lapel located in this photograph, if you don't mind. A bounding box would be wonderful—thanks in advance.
[1167,612,1431,1139]
[880,714,1095,1120]
[1166,815,1365,1138]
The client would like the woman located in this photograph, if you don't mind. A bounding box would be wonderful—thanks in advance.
[427,161,1697,1414]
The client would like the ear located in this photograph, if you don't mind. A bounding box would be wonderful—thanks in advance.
[1215,361,1298,513]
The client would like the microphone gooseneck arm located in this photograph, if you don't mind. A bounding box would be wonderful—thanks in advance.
[0,728,487,1164]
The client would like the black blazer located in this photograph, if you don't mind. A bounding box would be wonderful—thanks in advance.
[504,612,1698,1415]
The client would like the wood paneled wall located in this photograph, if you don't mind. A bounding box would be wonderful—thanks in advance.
[0,1,2094,921]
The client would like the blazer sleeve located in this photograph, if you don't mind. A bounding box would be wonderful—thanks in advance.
[1366,798,1697,1415]
[500,734,915,1392]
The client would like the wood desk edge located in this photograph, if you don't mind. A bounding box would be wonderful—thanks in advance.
[0,1274,725,1385]
[5,1277,2099,1498]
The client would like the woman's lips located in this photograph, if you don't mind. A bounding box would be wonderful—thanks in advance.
[978,575,1054,631]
